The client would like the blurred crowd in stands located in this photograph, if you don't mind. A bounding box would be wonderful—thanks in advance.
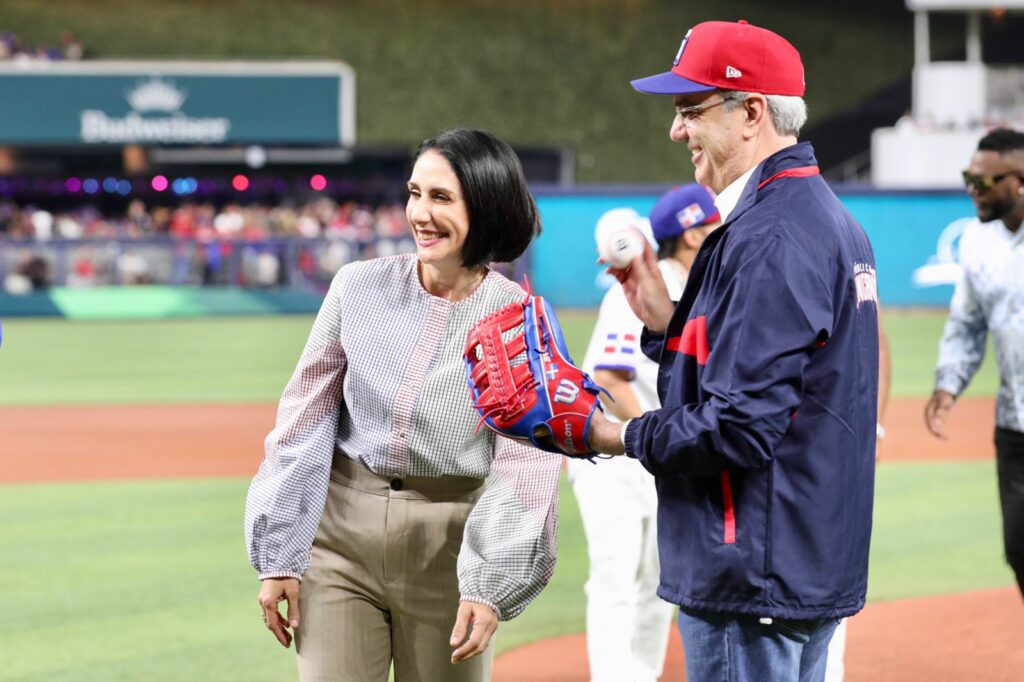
[0,198,410,243]
[0,198,418,294]
[1,30,84,61]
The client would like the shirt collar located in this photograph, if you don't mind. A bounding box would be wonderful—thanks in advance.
[716,142,819,226]
[714,166,756,224]
[999,220,1024,243]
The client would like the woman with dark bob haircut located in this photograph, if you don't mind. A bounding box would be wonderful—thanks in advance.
[245,127,560,681]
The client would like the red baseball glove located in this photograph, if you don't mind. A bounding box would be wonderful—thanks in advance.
[464,288,607,457]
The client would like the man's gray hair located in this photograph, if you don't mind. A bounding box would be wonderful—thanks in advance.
[722,92,807,137]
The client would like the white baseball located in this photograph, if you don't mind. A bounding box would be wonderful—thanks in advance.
[602,228,644,269]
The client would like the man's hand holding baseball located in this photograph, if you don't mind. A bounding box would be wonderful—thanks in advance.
[259,577,300,648]
[606,240,675,332]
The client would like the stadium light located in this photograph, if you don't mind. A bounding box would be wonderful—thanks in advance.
[171,177,199,195]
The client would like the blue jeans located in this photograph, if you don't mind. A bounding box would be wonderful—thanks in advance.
[677,607,840,682]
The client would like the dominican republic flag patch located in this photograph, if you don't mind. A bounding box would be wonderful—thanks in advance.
[602,332,637,355]
[595,331,640,375]
[676,202,706,229]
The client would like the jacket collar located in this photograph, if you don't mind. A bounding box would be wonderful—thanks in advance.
[723,141,818,226]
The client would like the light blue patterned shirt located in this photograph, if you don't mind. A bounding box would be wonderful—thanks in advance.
[935,218,1024,431]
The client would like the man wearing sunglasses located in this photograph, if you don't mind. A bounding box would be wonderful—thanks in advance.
[926,127,1024,600]
[584,19,880,682]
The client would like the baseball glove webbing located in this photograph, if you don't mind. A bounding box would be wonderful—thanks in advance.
[465,281,608,458]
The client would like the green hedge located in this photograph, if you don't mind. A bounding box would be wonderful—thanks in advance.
[4,0,962,182]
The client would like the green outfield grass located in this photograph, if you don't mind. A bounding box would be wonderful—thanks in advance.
[0,309,1001,405]
[0,308,1012,679]
[1,464,1009,681]
[0,316,313,405]
[882,309,1000,398]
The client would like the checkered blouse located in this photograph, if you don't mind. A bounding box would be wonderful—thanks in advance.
[244,254,562,620]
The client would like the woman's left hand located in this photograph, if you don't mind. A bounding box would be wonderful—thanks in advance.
[449,601,498,664]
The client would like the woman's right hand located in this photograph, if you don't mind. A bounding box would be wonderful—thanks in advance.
[258,577,301,648]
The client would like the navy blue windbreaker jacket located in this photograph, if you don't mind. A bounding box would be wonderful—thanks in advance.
[624,142,879,620]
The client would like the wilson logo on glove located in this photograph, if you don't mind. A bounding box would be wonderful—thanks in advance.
[464,282,609,457]
[554,380,579,405]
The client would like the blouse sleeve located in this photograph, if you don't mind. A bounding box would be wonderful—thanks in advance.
[456,436,562,620]
[244,273,348,579]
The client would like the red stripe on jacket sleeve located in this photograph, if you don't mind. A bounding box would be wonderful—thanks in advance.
[665,315,709,365]
[721,470,736,544]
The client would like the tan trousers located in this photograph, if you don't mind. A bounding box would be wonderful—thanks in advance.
[296,454,492,682]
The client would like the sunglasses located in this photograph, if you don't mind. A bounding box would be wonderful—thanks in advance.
[961,170,1022,192]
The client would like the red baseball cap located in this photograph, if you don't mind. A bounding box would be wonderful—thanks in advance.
[631,20,805,97]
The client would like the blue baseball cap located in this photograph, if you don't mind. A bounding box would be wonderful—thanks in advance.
[649,184,720,241]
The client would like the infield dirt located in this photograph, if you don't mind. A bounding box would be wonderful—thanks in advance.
[0,396,996,484]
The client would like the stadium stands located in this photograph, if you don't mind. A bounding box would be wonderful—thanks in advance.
[0,198,415,293]
[0,29,83,61]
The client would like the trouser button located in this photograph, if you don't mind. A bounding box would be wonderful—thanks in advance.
[390,478,403,491]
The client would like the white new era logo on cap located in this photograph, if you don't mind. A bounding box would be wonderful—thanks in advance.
[726,65,742,78]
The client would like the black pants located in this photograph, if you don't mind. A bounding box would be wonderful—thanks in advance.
[995,426,1024,597]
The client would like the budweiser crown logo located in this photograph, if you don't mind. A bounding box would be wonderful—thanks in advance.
[126,78,187,112]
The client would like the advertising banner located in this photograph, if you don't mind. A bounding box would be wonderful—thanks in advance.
[0,61,355,145]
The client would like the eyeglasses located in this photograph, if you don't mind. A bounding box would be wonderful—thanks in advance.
[961,170,1022,192]
[674,94,744,126]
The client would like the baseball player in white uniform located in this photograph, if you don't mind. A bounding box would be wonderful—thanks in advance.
[570,184,721,682]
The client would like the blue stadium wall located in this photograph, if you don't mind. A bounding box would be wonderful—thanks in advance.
[532,187,974,308]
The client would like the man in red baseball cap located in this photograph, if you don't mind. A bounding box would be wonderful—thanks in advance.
[585,20,881,682]
[630,19,808,195]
